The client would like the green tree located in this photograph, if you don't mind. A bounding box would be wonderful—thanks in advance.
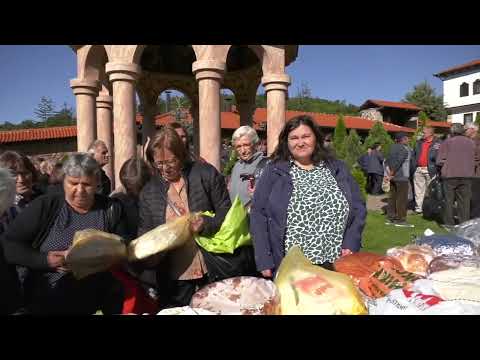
[410,111,428,148]
[46,102,75,127]
[34,96,56,122]
[364,121,394,157]
[344,129,365,169]
[351,167,368,200]
[222,148,238,176]
[333,114,348,160]
[475,112,480,126]
[403,81,447,121]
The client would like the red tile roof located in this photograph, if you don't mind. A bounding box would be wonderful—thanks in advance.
[426,120,451,128]
[434,59,480,78]
[360,99,421,111]
[0,126,77,144]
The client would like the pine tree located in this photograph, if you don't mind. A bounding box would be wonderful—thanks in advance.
[364,121,394,156]
[351,167,368,200]
[34,96,56,122]
[403,81,447,121]
[475,112,480,126]
[344,129,365,170]
[410,111,428,148]
[333,114,348,160]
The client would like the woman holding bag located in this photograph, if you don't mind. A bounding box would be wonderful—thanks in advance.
[139,127,232,307]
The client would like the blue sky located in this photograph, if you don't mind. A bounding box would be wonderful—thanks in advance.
[0,45,479,124]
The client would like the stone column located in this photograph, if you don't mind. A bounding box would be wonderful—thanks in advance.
[70,79,100,152]
[105,62,141,189]
[190,97,200,157]
[192,60,225,170]
[262,74,291,155]
[96,94,114,188]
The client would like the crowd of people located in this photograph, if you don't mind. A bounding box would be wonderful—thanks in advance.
[17,115,476,314]
[379,123,479,227]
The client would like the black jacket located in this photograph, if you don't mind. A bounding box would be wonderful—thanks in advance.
[413,137,442,177]
[97,169,112,197]
[1,193,126,270]
[138,161,231,236]
[0,244,22,314]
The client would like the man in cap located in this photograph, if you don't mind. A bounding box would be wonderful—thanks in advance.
[385,132,414,227]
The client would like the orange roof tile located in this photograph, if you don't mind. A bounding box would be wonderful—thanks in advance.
[426,120,451,128]
[360,99,421,111]
[434,59,480,77]
[0,126,77,144]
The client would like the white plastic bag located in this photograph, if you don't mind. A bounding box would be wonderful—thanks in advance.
[455,218,480,250]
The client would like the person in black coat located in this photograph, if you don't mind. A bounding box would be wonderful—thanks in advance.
[88,140,112,197]
[1,153,127,315]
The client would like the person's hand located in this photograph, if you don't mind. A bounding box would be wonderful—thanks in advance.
[261,269,273,278]
[341,249,353,257]
[47,250,68,272]
[247,181,255,197]
[190,215,205,234]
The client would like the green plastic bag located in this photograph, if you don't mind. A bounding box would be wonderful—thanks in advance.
[195,196,252,254]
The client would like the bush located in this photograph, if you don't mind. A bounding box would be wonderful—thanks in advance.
[351,166,368,200]
[344,129,365,170]
[333,114,347,160]
[364,121,394,157]
[222,149,238,176]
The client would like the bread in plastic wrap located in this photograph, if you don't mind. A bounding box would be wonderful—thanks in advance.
[428,255,480,274]
[455,218,480,250]
[428,266,480,302]
[127,215,193,261]
[157,306,216,315]
[190,276,280,315]
[275,246,367,315]
[416,234,477,257]
[66,229,127,280]
[386,244,435,276]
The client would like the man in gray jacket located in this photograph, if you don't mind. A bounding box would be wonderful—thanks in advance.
[437,123,478,225]
[385,132,414,227]
[229,126,266,206]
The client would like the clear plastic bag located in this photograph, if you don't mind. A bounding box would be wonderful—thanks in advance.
[66,229,127,280]
[416,234,477,257]
[428,255,480,275]
[386,244,435,276]
[127,215,193,261]
[455,218,480,250]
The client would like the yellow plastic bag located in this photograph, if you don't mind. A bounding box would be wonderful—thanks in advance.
[66,229,128,280]
[127,215,193,261]
[195,196,251,254]
[275,246,367,315]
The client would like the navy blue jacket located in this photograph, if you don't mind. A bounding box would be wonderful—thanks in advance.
[250,159,367,273]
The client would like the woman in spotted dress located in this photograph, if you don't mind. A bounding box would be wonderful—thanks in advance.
[250,115,367,277]
[1,153,127,314]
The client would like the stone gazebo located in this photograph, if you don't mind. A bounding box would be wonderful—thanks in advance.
[69,45,299,188]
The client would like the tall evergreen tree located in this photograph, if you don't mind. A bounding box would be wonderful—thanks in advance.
[364,121,394,156]
[475,112,480,126]
[333,114,348,160]
[344,129,365,169]
[403,81,447,121]
[410,111,429,148]
[34,96,56,122]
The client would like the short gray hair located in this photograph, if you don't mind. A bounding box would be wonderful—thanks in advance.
[87,140,107,154]
[232,126,259,146]
[0,167,16,215]
[62,153,101,179]
[450,123,466,136]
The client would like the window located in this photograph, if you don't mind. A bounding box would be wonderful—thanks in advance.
[460,82,469,97]
[464,113,473,124]
[474,79,480,95]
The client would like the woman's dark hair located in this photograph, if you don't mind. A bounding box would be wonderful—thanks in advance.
[119,157,152,196]
[146,126,189,167]
[271,115,333,164]
[0,151,38,183]
[168,122,190,148]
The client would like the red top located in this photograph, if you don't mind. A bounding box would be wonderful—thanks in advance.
[418,138,433,167]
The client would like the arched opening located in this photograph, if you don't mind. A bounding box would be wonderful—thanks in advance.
[139,45,196,75]
[84,45,108,82]
[226,45,261,72]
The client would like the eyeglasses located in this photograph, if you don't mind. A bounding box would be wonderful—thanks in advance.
[154,158,178,169]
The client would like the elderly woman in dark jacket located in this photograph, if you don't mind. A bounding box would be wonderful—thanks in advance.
[1,153,127,315]
[250,115,367,278]
[139,127,231,307]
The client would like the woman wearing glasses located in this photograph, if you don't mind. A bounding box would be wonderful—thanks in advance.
[140,127,231,308]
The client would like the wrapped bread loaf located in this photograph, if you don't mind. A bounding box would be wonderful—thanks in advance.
[428,255,480,274]
[66,229,127,280]
[127,215,193,261]
[190,276,280,315]
[386,244,435,276]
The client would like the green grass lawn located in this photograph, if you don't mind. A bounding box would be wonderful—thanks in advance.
[361,210,448,254]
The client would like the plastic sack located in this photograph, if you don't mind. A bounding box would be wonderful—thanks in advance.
[334,252,421,298]
[190,276,280,315]
[157,306,216,315]
[367,288,443,315]
[127,215,193,261]
[195,196,251,254]
[428,266,480,302]
[455,218,480,249]
[66,229,127,280]
[275,246,367,315]
[386,244,435,276]
[416,234,477,257]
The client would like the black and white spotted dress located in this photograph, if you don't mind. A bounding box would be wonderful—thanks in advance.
[284,161,350,265]
[39,203,106,286]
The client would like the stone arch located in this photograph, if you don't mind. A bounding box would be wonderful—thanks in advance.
[131,45,198,67]
[79,45,109,82]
